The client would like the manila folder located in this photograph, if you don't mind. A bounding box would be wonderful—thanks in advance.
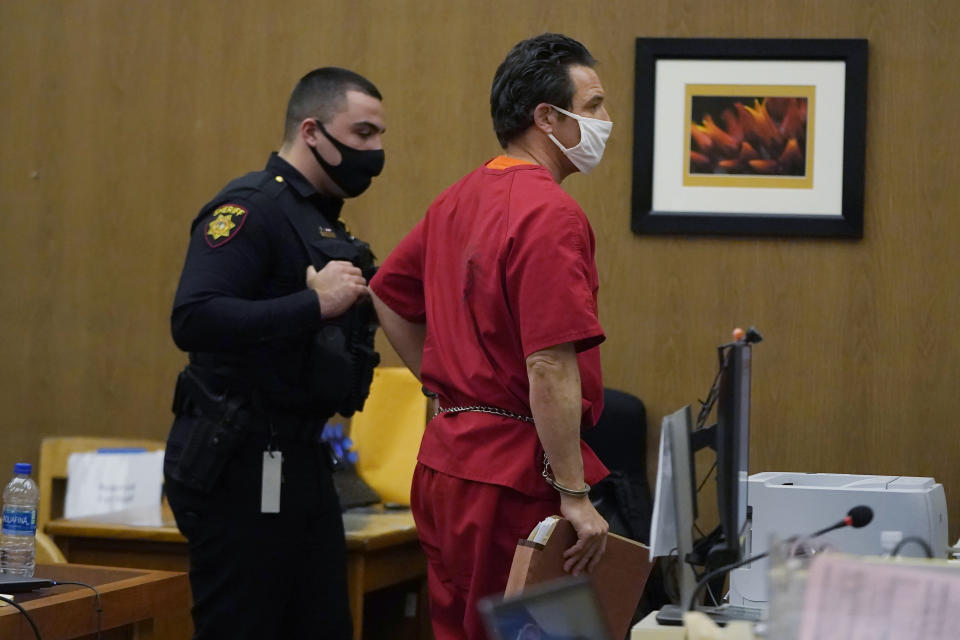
[504,516,653,640]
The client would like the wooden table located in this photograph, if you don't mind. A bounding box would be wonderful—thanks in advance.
[46,503,428,640]
[0,563,188,640]
[342,508,430,640]
[631,611,758,639]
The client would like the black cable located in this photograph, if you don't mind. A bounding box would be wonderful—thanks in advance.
[692,348,726,497]
[680,541,722,608]
[694,344,733,431]
[687,546,723,607]
[688,550,769,612]
[661,547,681,602]
[51,580,102,639]
[696,461,717,494]
[0,594,43,640]
[704,582,720,607]
[890,536,934,559]
[694,353,726,430]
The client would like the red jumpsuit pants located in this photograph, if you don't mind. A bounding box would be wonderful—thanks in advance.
[410,463,560,640]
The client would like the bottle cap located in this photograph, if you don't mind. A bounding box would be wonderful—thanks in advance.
[13,462,32,475]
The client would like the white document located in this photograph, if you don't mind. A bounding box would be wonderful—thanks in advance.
[529,515,561,545]
[64,450,164,519]
[648,420,677,561]
[799,553,960,640]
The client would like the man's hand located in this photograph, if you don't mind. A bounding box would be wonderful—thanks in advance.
[559,493,608,575]
[306,262,368,319]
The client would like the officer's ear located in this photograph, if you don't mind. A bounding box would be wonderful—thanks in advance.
[300,118,323,147]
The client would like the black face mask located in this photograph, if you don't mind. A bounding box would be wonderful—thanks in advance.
[308,120,385,197]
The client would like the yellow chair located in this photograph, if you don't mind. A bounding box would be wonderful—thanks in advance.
[37,436,165,531]
[349,367,428,506]
[35,531,66,564]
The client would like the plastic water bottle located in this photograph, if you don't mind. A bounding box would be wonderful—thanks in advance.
[0,463,39,576]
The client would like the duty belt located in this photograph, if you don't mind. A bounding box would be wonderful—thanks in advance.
[173,368,324,443]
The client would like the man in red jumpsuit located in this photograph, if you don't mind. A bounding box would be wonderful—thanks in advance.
[369,33,614,640]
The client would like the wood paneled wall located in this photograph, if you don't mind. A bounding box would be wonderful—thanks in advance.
[2,1,958,542]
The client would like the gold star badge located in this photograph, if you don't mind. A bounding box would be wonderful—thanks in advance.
[207,214,235,240]
[203,203,248,247]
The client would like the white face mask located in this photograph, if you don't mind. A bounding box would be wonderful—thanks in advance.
[547,104,613,174]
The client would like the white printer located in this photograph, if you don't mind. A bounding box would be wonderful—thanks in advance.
[729,472,948,608]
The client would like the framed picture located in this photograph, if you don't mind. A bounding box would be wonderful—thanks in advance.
[631,38,868,237]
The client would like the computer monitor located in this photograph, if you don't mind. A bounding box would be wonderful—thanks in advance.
[653,329,760,625]
[711,340,752,567]
[650,405,698,621]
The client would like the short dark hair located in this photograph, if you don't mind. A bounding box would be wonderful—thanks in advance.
[490,34,596,148]
[283,67,382,142]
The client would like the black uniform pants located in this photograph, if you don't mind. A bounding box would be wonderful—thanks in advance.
[164,414,351,640]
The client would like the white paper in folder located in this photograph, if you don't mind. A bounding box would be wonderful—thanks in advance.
[64,449,164,519]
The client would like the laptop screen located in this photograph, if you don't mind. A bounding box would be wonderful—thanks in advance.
[478,576,612,640]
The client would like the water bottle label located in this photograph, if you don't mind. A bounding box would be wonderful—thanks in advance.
[1,507,37,536]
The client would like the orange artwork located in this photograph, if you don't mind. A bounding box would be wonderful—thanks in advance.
[689,96,808,176]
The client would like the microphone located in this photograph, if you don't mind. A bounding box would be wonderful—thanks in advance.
[687,505,874,612]
[810,504,873,537]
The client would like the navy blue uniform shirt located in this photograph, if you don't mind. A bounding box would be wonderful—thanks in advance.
[172,153,355,414]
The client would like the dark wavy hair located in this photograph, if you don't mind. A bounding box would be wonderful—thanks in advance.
[490,34,596,148]
[283,67,381,142]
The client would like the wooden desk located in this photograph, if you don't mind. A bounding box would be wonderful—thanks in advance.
[631,611,758,639]
[0,563,188,640]
[342,508,429,640]
[630,612,687,639]
[46,504,428,640]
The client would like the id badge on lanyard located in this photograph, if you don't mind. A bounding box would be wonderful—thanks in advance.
[261,449,282,513]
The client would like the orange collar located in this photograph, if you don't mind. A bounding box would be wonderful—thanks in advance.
[485,155,537,170]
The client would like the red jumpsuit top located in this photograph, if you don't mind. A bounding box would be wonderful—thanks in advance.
[370,156,609,498]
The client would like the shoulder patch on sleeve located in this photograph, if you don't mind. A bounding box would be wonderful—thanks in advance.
[204,204,248,247]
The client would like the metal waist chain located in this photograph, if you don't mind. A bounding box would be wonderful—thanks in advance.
[435,404,589,496]
[434,404,535,424]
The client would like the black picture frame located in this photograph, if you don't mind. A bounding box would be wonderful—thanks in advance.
[631,38,868,237]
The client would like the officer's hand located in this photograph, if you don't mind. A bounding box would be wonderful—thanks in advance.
[306,262,368,319]
[559,493,608,575]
